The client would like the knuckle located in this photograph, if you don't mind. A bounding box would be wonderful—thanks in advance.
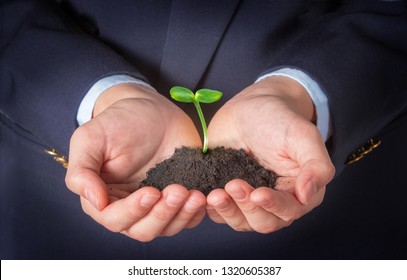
[161,228,179,237]
[314,197,324,208]
[64,172,76,191]
[99,215,123,233]
[151,208,175,222]
[81,205,92,217]
[218,204,240,219]
[251,219,282,234]
[266,201,284,215]
[207,212,225,224]
[186,212,205,229]
[326,163,336,179]
[128,230,155,243]
[233,224,253,232]
[176,210,194,223]
[289,212,300,222]
[255,227,275,234]
[124,204,144,221]
[281,211,301,223]
[227,216,253,232]
[252,224,274,234]
[221,210,238,220]
[240,203,259,215]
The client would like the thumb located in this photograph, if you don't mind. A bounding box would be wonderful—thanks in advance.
[66,166,109,211]
[65,126,109,211]
[295,158,335,205]
[287,121,335,205]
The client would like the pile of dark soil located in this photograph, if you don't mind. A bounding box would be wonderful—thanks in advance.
[140,146,277,195]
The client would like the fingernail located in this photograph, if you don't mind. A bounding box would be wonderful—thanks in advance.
[303,180,317,204]
[212,198,230,210]
[184,199,202,212]
[139,193,160,208]
[166,193,187,207]
[85,188,100,210]
[230,188,246,200]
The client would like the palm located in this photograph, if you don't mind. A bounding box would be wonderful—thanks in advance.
[100,100,200,197]
[69,96,201,201]
[209,95,319,191]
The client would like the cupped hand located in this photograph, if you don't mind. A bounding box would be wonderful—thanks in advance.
[206,76,335,233]
[65,83,206,242]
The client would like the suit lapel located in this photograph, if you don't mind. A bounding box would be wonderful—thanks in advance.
[158,0,240,92]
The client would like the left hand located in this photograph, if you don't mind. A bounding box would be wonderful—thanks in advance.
[206,76,335,233]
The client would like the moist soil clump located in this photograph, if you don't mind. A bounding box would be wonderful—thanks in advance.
[140,146,277,196]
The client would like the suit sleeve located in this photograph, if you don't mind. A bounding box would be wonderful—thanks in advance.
[263,0,407,173]
[1,0,147,155]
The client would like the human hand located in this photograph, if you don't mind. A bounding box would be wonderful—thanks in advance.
[65,83,206,242]
[206,76,335,233]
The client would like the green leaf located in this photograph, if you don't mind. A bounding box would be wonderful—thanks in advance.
[170,86,195,103]
[195,88,223,103]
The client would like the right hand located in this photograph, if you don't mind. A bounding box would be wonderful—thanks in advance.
[65,83,206,242]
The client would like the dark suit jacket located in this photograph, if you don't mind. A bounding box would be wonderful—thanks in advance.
[1,0,407,259]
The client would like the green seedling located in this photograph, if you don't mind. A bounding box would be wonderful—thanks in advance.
[170,86,223,153]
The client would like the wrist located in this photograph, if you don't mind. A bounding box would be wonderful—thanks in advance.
[93,83,157,117]
[249,76,316,122]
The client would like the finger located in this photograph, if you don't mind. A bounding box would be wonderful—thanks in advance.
[251,186,326,222]
[207,188,253,232]
[161,190,206,236]
[80,186,161,233]
[185,208,207,229]
[226,180,286,233]
[206,204,227,224]
[125,184,189,242]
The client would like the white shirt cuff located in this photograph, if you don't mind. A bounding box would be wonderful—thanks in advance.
[77,74,155,125]
[256,68,331,142]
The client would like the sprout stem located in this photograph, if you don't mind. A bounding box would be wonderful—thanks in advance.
[193,101,209,153]
[170,86,222,154]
